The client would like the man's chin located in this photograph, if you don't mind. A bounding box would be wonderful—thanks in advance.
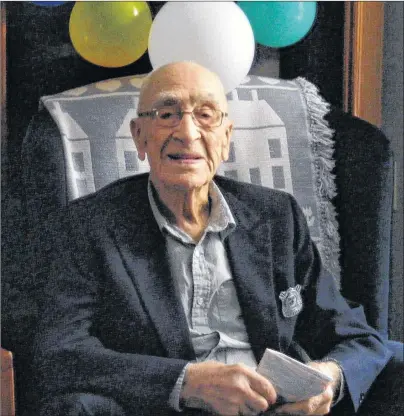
[158,173,212,192]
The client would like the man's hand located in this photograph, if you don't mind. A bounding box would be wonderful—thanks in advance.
[274,361,342,415]
[180,361,277,415]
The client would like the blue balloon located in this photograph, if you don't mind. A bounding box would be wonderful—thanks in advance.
[238,1,317,48]
[31,1,67,6]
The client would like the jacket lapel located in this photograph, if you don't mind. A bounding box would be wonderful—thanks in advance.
[223,190,281,362]
[108,177,195,361]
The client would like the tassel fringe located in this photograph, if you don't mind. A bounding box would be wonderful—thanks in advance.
[295,77,341,285]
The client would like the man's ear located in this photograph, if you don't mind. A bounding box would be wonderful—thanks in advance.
[130,119,146,161]
[221,121,233,162]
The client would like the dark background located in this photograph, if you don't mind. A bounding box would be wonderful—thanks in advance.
[1,0,345,346]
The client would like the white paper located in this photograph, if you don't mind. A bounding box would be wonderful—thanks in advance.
[256,348,333,403]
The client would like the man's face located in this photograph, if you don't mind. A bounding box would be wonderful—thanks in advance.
[131,63,233,192]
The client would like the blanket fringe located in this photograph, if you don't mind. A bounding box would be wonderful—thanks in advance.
[295,77,341,284]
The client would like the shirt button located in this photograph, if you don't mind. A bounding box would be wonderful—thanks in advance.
[197,298,204,306]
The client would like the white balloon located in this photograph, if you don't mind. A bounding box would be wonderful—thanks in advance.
[148,2,255,93]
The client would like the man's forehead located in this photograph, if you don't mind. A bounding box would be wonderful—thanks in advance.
[139,62,227,109]
[150,91,222,108]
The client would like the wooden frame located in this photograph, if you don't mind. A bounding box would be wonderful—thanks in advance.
[1,349,15,416]
[344,1,384,127]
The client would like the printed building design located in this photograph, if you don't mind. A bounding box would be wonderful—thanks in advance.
[46,87,294,200]
[115,96,150,178]
[48,101,95,199]
[218,89,293,194]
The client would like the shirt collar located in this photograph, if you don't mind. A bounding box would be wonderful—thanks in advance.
[147,179,236,243]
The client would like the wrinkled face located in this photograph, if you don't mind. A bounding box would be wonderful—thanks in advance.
[131,63,233,192]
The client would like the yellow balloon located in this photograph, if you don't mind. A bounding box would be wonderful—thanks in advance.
[69,1,152,68]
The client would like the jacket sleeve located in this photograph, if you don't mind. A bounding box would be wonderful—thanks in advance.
[289,195,392,413]
[32,210,188,415]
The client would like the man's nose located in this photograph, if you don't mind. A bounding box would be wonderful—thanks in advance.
[172,112,201,143]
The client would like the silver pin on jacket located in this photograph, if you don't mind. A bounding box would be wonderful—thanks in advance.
[279,284,303,318]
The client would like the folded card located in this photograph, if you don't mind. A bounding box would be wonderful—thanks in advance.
[257,348,333,403]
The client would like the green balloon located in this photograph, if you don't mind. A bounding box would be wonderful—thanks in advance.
[238,1,317,48]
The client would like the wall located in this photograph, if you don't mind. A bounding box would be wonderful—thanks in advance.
[382,2,404,342]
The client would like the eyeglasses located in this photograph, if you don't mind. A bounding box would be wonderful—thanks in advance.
[138,106,228,128]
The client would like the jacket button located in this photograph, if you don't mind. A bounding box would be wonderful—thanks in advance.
[359,393,365,403]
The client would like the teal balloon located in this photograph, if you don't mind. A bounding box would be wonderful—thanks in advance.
[32,1,67,6]
[238,1,317,48]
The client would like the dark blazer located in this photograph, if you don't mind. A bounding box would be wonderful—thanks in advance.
[32,174,391,415]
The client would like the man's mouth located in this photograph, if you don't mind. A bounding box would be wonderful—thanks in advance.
[168,153,202,161]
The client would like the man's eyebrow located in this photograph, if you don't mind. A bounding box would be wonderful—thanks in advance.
[152,96,180,108]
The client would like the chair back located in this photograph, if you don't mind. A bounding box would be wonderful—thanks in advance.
[21,74,394,337]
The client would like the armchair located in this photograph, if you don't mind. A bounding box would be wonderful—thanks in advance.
[3,74,401,414]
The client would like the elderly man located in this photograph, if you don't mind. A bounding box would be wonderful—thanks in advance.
[32,62,397,416]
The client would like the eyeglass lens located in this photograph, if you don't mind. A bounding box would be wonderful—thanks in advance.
[155,106,222,127]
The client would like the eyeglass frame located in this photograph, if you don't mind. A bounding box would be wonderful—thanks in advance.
[137,107,229,128]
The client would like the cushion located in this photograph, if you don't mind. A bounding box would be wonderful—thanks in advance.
[39,74,340,283]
